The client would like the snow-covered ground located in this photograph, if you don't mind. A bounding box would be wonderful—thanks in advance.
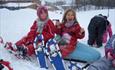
[0,8,115,70]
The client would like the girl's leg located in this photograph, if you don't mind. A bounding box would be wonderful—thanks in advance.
[67,42,101,63]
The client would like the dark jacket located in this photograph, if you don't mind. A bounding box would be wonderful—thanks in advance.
[88,15,107,35]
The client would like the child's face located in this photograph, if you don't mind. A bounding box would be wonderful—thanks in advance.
[66,11,74,21]
[39,10,47,21]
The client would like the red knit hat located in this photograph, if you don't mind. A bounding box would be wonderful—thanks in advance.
[37,6,48,18]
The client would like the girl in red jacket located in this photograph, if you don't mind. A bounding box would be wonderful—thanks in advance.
[15,6,56,57]
[56,9,101,63]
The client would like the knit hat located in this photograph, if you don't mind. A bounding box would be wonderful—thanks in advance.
[37,6,48,19]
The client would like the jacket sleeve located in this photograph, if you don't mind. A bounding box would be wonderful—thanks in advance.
[42,20,56,43]
[16,21,37,46]
[55,24,64,35]
[74,24,85,39]
[26,21,38,43]
[107,24,113,38]
[15,36,27,46]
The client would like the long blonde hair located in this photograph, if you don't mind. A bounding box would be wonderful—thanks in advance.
[62,9,78,24]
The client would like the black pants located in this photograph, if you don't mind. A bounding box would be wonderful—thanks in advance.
[88,19,106,47]
[88,30,103,47]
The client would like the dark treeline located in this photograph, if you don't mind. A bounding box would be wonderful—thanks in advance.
[75,0,115,11]
[0,0,115,11]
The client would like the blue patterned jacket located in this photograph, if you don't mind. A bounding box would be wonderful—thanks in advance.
[105,34,115,59]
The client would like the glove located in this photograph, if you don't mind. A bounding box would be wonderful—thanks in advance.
[54,34,61,43]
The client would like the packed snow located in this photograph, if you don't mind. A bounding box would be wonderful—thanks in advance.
[0,7,115,70]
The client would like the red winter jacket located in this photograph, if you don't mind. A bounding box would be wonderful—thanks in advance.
[0,60,13,70]
[56,23,85,58]
[103,23,113,43]
[16,19,56,56]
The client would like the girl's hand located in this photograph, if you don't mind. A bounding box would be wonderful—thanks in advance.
[55,20,61,28]
[79,28,85,35]
[107,52,114,60]
[55,20,60,25]
[112,59,115,67]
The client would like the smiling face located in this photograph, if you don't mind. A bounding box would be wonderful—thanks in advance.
[62,9,77,23]
[39,10,48,21]
[66,11,75,22]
